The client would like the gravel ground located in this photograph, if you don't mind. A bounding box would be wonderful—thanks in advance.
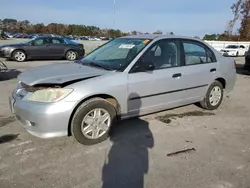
[0,40,250,188]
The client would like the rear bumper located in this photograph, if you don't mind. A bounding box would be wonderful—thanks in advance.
[224,69,237,96]
[244,58,250,71]
[220,51,237,57]
[77,50,85,59]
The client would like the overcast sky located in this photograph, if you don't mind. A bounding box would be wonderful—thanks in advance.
[1,0,239,37]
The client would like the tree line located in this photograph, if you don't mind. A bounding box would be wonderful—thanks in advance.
[0,18,176,38]
[0,18,128,38]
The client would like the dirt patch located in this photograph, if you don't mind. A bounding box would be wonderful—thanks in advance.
[156,111,215,124]
[0,116,16,127]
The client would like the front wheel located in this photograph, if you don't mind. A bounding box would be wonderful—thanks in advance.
[199,81,224,110]
[12,50,26,62]
[66,50,78,61]
[71,98,117,145]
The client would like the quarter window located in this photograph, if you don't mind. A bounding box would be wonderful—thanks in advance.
[183,41,215,65]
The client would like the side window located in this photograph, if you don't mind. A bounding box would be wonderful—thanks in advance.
[183,41,215,65]
[33,39,45,45]
[240,45,245,49]
[52,39,61,44]
[53,38,66,44]
[138,40,180,70]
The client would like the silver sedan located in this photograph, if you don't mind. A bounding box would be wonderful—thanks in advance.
[9,35,236,145]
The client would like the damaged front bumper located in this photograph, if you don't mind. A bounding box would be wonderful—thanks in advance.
[9,83,77,138]
[0,48,12,58]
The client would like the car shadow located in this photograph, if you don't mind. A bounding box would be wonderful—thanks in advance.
[0,69,21,81]
[0,134,19,144]
[102,93,154,188]
[236,64,250,76]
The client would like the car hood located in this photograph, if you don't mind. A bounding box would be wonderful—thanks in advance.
[0,43,24,48]
[18,62,109,86]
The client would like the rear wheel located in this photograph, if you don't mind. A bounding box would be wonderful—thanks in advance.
[66,50,78,61]
[199,81,224,110]
[71,98,117,145]
[12,50,26,62]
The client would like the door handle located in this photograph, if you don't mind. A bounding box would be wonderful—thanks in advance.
[172,73,182,78]
[210,68,216,72]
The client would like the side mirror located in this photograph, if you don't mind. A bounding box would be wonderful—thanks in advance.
[132,58,155,72]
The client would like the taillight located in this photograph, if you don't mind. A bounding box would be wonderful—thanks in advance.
[234,60,236,69]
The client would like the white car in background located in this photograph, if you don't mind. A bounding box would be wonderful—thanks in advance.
[220,45,247,57]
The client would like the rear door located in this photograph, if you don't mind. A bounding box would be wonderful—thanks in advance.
[49,38,67,57]
[177,39,218,102]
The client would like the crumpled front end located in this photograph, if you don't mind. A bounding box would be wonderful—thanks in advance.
[9,82,77,138]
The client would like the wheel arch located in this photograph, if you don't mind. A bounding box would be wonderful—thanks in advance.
[67,94,121,136]
[11,49,27,57]
[215,77,226,89]
[64,48,76,55]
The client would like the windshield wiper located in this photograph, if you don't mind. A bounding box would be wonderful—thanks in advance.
[86,62,112,71]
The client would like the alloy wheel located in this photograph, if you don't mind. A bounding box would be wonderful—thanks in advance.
[81,108,111,139]
[209,86,222,106]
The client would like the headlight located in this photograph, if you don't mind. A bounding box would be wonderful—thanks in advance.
[2,47,10,51]
[27,88,73,103]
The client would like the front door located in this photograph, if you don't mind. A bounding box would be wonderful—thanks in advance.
[127,39,184,116]
[26,38,52,58]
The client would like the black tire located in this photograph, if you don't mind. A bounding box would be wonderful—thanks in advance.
[71,98,117,145]
[199,80,224,110]
[236,51,239,57]
[65,50,78,61]
[12,50,26,62]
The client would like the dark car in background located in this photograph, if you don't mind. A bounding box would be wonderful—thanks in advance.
[0,36,85,62]
[244,46,250,71]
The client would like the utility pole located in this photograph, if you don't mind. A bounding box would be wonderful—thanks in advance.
[113,0,116,29]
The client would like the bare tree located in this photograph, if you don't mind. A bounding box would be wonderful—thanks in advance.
[239,0,250,40]
[227,0,243,36]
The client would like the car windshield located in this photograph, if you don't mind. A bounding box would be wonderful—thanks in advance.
[226,45,239,49]
[81,38,152,71]
[22,39,34,44]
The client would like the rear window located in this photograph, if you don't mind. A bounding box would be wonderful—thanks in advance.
[64,38,78,45]
[52,38,65,44]
[226,45,239,49]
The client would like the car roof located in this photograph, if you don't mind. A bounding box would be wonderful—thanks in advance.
[34,36,63,40]
[120,34,202,41]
